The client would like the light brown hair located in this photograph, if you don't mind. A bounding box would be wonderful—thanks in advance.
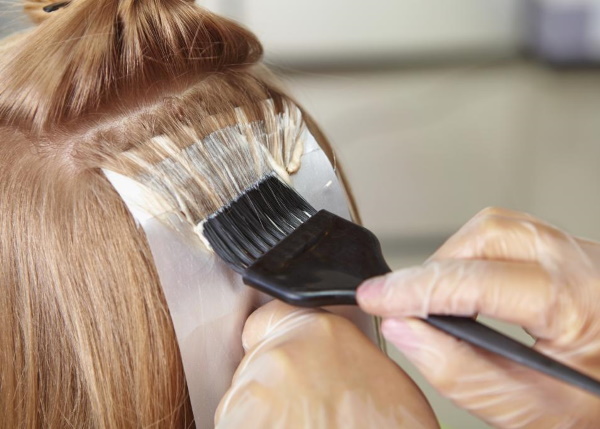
[0,0,358,427]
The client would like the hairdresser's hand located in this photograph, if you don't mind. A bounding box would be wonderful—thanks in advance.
[215,301,439,429]
[357,207,600,428]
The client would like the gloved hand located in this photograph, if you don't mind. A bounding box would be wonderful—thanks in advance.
[215,301,439,429]
[357,207,600,428]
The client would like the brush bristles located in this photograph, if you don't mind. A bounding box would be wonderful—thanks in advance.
[203,175,317,272]
[109,99,307,227]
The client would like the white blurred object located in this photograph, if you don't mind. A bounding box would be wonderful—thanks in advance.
[206,0,522,64]
[201,0,244,21]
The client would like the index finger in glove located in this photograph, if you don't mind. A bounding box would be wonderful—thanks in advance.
[429,207,566,262]
[358,259,564,339]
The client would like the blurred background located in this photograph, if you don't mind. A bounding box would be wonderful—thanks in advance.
[3,1,600,427]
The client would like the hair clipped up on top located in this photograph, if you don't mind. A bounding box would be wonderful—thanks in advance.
[0,0,263,129]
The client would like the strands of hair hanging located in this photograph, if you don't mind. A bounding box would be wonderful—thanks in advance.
[0,0,274,426]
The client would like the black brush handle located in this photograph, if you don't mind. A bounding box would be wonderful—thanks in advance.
[425,315,600,396]
[245,210,600,397]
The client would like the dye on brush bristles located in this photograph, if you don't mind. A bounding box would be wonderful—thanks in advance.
[105,99,308,232]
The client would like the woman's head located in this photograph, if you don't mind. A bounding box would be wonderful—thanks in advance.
[0,0,292,426]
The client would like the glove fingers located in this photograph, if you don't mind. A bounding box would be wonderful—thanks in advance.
[381,317,573,428]
[358,259,562,339]
[429,207,562,262]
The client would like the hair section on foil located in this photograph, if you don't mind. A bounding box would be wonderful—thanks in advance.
[105,99,308,228]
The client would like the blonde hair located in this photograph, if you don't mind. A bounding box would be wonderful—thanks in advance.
[0,0,359,427]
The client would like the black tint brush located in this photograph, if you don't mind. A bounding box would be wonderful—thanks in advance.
[203,175,383,306]
[204,174,600,397]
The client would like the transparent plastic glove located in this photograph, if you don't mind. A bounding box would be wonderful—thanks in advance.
[357,207,600,428]
[215,301,439,429]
